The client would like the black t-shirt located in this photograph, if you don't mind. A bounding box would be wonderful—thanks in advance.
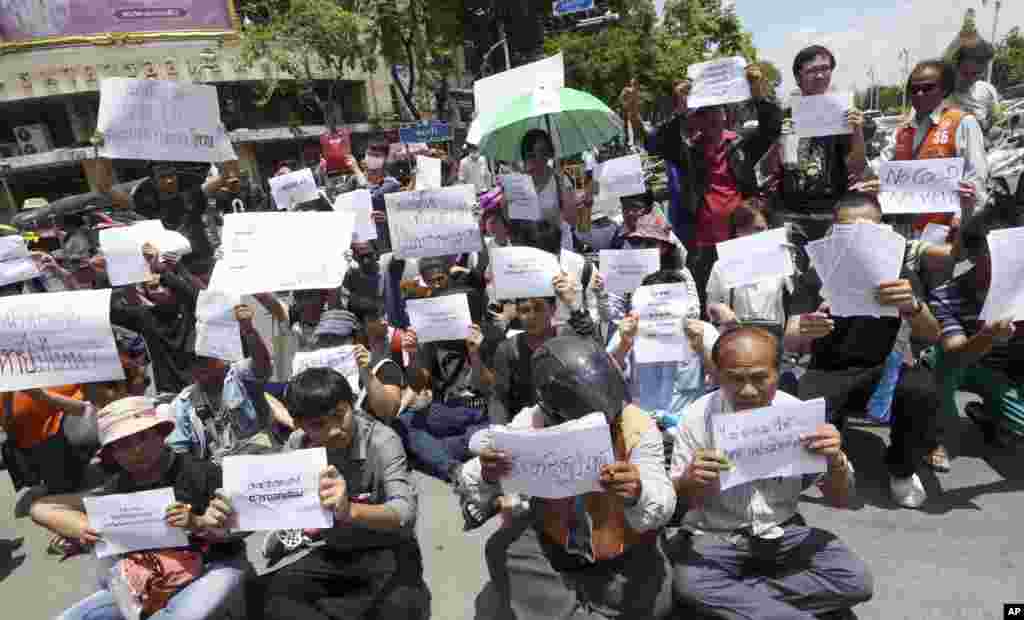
[488,333,538,425]
[802,243,922,371]
[110,267,199,394]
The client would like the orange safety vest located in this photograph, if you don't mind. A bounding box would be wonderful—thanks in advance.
[537,406,658,562]
[893,107,965,231]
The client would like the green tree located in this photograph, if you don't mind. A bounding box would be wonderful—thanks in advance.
[757,61,783,90]
[239,0,465,124]
[993,27,1024,89]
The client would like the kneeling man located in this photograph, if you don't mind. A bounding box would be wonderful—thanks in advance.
[668,327,873,620]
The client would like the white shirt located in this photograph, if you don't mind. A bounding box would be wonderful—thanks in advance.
[670,390,854,538]
[458,154,492,194]
[952,80,1000,131]
[706,261,791,326]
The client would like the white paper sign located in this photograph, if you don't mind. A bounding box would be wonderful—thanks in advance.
[194,289,242,361]
[99,227,151,286]
[84,488,189,558]
[631,284,694,364]
[415,156,443,190]
[806,223,906,318]
[492,412,615,499]
[130,220,192,257]
[920,223,951,245]
[407,294,473,343]
[0,236,40,287]
[714,398,827,491]
[596,155,645,198]
[881,158,964,194]
[559,249,586,283]
[215,212,354,294]
[501,174,542,221]
[599,249,660,294]
[878,191,960,215]
[792,92,854,138]
[334,189,377,242]
[385,185,482,259]
[270,168,319,210]
[223,448,334,532]
[469,53,565,145]
[687,57,751,110]
[715,228,794,290]
[292,345,360,394]
[97,78,223,162]
[0,289,125,390]
[491,246,560,300]
[980,226,1024,322]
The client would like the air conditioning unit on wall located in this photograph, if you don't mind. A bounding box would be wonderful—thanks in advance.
[13,124,55,155]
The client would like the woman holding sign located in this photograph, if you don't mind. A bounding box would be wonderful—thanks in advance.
[518,129,579,251]
[30,397,248,620]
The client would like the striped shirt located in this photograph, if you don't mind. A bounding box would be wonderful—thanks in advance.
[928,271,1024,383]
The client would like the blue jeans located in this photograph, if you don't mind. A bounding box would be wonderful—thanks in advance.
[394,404,488,481]
[59,559,246,620]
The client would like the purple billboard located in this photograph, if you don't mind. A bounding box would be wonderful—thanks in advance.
[0,1,236,45]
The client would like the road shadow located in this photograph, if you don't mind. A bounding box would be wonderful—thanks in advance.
[0,537,25,584]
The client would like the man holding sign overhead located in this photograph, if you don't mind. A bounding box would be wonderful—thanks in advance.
[668,327,873,620]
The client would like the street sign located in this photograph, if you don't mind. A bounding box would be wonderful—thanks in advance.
[399,121,451,144]
[553,0,594,16]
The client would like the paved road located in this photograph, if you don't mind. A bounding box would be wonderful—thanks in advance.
[3,398,1021,620]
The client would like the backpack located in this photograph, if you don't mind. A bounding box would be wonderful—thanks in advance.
[109,549,204,620]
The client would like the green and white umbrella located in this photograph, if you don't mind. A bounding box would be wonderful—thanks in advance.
[475,86,623,163]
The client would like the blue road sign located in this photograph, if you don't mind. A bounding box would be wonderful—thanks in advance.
[399,121,451,144]
[553,0,594,16]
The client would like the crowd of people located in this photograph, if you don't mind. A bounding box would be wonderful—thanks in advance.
[1,37,1021,620]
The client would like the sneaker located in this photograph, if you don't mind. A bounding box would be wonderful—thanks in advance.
[890,473,927,508]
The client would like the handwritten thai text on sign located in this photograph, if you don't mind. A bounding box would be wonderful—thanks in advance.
[492,412,614,499]
[223,448,334,532]
[385,185,481,259]
[0,289,125,391]
[687,57,751,110]
[97,78,225,162]
[714,398,827,491]
[84,488,188,558]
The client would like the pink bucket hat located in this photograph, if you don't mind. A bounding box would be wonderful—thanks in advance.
[96,396,175,463]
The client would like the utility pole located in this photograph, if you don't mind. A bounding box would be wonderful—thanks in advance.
[867,67,878,110]
[987,0,1003,83]
[899,48,910,110]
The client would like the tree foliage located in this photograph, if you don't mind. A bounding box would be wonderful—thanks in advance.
[544,0,759,120]
[239,0,464,124]
[993,27,1024,90]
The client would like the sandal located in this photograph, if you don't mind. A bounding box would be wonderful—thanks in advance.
[923,445,951,472]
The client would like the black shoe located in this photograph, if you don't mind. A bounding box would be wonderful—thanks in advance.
[964,402,1008,448]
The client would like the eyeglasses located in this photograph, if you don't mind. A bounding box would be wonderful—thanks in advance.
[800,65,833,78]
[909,83,939,96]
[525,150,552,160]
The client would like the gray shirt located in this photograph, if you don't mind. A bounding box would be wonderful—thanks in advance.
[286,413,418,552]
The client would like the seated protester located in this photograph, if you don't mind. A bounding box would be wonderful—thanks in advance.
[609,270,719,431]
[30,397,248,620]
[706,200,793,340]
[273,288,331,379]
[595,211,700,329]
[311,305,405,424]
[785,192,943,508]
[248,368,429,620]
[1,385,90,495]
[458,337,677,619]
[339,242,384,311]
[166,304,277,464]
[488,273,600,425]
[109,262,201,395]
[928,216,1024,450]
[668,327,873,619]
[607,191,654,250]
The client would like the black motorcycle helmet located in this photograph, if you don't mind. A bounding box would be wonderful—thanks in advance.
[532,336,628,427]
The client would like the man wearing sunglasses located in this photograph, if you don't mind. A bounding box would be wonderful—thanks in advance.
[894,59,988,228]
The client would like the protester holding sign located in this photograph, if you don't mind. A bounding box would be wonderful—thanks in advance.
[764,45,869,253]
[166,304,277,465]
[667,327,872,620]
[928,217,1024,451]
[30,397,249,620]
[457,337,676,618]
[518,129,578,250]
[784,193,942,509]
[890,59,988,229]
[248,367,429,620]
